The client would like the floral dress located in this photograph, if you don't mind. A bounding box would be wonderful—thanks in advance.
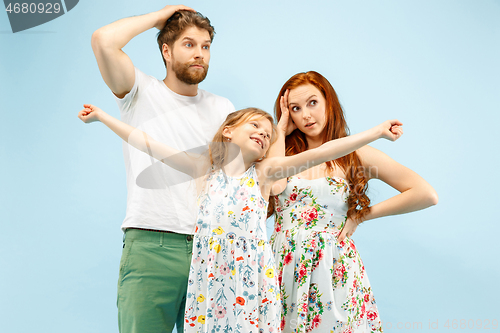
[270,176,383,333]
[184,164,281,333]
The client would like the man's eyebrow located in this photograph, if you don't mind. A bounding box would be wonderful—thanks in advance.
[181,37,212,44]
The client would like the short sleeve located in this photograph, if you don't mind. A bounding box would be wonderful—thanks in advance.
[217,97,236,126]
[226,99,236,116]
[114,67,151,113]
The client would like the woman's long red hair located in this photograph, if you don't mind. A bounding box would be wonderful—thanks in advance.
[271,71,370,222]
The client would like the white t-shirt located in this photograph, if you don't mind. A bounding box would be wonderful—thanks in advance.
[115,67,235,234]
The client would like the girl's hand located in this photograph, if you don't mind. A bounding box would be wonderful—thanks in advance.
[78,104,104,124]
[378,119,403,141]
[277,89,297,136]
[337,217,359,243]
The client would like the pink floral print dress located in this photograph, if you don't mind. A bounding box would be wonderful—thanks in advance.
[184,164,281,333]
[270,176,383,333]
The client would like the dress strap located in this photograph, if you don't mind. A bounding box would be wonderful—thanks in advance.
[247,163,257,177]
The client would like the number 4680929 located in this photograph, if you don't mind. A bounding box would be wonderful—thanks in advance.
[5,3,61,14]
[444,319,498,330]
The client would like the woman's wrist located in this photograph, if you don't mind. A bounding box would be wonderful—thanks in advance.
[354,216,364,225]
[359,206,378,224]
[275,129,286,141]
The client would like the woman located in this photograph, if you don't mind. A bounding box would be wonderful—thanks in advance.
[269,72,438,333]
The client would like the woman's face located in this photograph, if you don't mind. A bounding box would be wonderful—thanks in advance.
[287,84,327,140]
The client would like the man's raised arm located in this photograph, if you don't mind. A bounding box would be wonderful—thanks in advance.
[91,5,194,98]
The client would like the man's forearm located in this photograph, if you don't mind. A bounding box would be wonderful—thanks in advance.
[92,11,161,51]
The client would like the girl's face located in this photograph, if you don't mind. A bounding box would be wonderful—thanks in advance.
[223,116,273,161]
[287,84,327,140]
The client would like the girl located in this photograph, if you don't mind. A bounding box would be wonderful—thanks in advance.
[269,72,438,333]
[78,104,403,333]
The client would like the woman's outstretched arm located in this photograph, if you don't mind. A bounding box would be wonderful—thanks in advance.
[77,104,207,178]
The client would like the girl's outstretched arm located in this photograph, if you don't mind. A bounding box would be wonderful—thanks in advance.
[77,104,207,178]
[261,119,404,182]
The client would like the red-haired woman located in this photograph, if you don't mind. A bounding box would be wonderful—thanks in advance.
[269,71,438,333]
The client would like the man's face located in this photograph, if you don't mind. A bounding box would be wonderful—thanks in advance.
[169,26,211,85]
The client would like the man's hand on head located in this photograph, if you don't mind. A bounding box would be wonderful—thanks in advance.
[154,5,195,30]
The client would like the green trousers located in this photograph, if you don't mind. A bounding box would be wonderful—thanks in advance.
[117,229,193,333]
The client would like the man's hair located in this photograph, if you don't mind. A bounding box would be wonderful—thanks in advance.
[157,10,215,66]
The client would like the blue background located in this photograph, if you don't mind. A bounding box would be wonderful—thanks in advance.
[1,0,499,332]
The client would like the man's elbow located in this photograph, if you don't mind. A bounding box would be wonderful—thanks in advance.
[426,188,439,206]
[91,28,111,51]
[91,29,102,50]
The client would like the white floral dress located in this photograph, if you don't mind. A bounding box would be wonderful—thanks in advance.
[270,176,383,333]
[184,164,281,333]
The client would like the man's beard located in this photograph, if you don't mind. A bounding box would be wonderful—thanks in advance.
[171,59,209,85]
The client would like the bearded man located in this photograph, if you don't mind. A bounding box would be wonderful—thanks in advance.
[91,5,235,333]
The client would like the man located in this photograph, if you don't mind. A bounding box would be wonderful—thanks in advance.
[91,5,235,333]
